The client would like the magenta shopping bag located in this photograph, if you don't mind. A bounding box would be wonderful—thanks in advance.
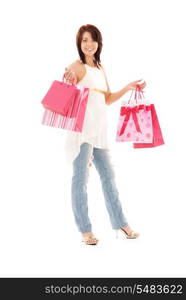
[116,86,153,143]
[41,76,89,132]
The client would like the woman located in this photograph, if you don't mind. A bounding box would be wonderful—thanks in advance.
[64,24,146,245]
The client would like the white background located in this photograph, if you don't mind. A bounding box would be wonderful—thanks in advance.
[0,0,186,277]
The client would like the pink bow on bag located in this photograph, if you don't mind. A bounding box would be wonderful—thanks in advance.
[119,104,152,136]
[41,75,89,132]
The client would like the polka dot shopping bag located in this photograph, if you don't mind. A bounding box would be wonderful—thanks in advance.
[116,86,153,143]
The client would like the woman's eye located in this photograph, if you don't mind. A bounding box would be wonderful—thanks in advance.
[82,39,95,42]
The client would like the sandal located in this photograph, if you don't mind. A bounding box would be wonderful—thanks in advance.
[116,228,139,239]
[82,234,99,245]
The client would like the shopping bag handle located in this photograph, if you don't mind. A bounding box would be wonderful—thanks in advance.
[61,74,76,86]
[128,85,145,104]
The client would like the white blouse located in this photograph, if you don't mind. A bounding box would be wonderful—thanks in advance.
[64,63,109,165]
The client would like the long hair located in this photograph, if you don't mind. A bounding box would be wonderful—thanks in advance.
[76,24,103,68]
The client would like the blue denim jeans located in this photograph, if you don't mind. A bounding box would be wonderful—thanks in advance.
[71,143,128,233]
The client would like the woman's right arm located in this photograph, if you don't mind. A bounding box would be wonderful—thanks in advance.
[64,61,81,84]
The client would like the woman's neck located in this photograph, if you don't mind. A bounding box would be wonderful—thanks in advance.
[85,56,95,67]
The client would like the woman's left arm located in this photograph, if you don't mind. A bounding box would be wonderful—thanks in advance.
[101,66,146,105]
[106,79,146,105]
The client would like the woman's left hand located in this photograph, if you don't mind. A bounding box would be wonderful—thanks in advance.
[125,79,146,92]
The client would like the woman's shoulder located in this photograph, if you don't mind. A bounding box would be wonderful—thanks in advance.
[67,60,85,79]
[99,62,105,70]
[68,59,85,71]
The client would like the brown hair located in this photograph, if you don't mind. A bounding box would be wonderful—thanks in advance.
[76,24,103,68]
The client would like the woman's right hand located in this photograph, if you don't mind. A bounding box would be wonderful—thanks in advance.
[64,67,77,85]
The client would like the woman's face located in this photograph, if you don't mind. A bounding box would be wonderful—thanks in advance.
[81,31,98,58]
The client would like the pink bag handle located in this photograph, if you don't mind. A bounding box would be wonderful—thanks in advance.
[62,74,76,86]
[128,85,145,104]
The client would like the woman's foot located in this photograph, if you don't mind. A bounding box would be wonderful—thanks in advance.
[82,232,99,245]
[117,226,139,239]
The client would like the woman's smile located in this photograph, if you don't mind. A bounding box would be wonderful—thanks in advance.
[86,48,93,51]
[83,46,96,53]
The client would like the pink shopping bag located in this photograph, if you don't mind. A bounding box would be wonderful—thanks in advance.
[133,104,165,148]
[41,76,89,132]
[116,86,153,143]
[41,77,79,116]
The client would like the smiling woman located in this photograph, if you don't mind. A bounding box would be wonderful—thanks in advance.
[63,24,145,245]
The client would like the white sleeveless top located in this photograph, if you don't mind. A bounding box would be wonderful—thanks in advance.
[64,63,109,165]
